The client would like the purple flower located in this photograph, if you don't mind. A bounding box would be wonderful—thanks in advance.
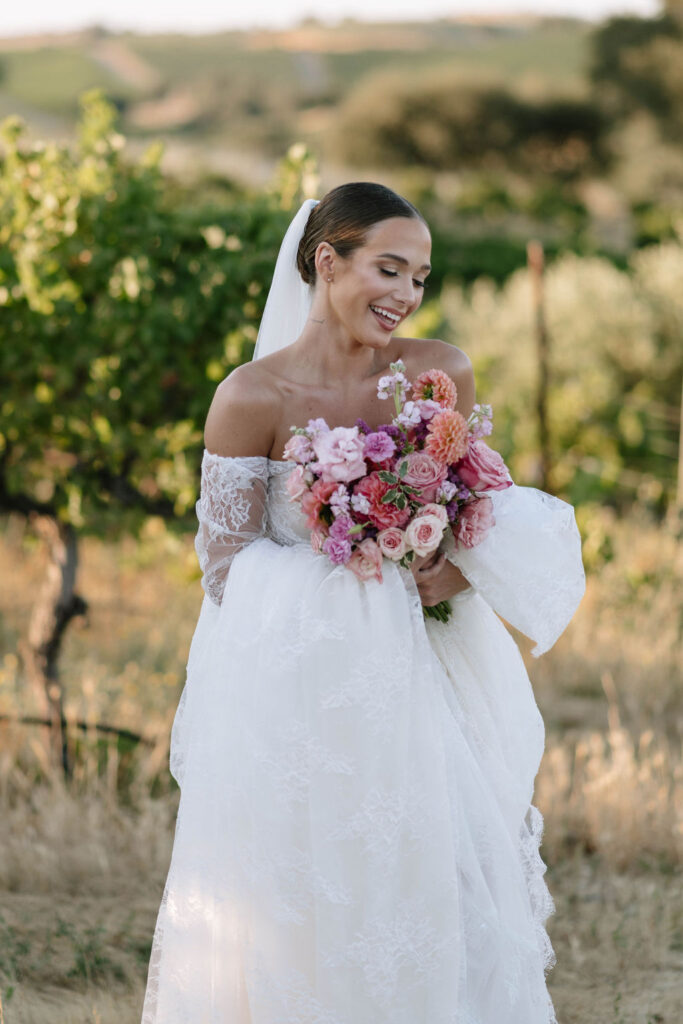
[446,500,459,523]
[306,417,330,437]
[378,423,402,441]
[329,485,351,517]
[438,480,458,503]
[322,536,353,564]
[363,430,396,462]
[355,418,372,434]
[468,403,494,440]
[329,514,354,540]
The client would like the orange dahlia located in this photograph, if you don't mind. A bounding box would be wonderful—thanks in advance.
[412,368,458,409]
[425,408,469,464]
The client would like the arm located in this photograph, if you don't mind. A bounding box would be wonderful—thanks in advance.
[196,367,278,606]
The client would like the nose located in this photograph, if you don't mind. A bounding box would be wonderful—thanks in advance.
[391,274,419,309]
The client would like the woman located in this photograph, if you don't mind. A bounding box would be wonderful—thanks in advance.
[141,183,585,1023]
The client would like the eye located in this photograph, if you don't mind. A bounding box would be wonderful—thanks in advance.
[380,268,427,289]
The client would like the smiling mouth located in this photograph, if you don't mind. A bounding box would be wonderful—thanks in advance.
[370,305,402,329]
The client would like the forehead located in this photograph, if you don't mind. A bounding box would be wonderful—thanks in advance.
[362,217,431,260]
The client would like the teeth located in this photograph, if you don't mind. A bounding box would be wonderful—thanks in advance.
[371,305,401,323]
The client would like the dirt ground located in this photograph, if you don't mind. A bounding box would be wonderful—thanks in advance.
[1,854,680,1024]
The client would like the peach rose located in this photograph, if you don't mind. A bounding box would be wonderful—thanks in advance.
[377,527,408,561]
[400,452,448,504]
[405,513,445,557]
[301,478,338,528]
[348,538,384,583]
[454,496,495,548]
[286,464,308,501]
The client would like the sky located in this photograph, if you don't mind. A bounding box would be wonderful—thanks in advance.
[0,0,662,36]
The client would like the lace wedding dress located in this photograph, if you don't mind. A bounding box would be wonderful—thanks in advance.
[141,451,585,1024]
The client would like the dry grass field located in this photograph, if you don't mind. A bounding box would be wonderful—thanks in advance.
[0,507,681,1023]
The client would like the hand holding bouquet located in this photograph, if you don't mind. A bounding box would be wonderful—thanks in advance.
[283,360,512,621]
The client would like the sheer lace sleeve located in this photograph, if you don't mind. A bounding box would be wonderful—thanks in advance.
[442,484,585,656]
[194,450,269,607]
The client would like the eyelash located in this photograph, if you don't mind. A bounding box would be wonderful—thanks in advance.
[380,268,428,290]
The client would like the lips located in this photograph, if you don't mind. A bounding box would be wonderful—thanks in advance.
[370,304,402,330]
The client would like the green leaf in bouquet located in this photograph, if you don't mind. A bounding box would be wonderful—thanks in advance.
[396,494,407,509]
[381,489,399,503]
[378,471,398,484]
[347,522,367,535]
[398,460,408,478]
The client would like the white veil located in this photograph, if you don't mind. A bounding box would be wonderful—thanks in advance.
[252,197,319,361]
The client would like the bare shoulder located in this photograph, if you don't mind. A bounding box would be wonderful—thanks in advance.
[203,361,281,457]
[399,337,476,417]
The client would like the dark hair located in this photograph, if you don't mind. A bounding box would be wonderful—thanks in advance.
[296,182,426,286]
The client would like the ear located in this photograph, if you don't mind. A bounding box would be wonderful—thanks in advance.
[314,241,336,283]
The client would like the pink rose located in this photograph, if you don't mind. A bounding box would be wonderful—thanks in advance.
[405,513,445,557]
[400,451,448,504]
[312,426,367,483]
[376,527,408,561]
[348,538,384,584]
[454,496,495,548]
[456,441,512,492]
[283,433,314,464]
[352,472,411,531]
[415,502,448,527]
[286,464,308,501]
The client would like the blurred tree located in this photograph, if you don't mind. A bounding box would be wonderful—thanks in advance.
[0,92,312,772]
[589,13,683,140]
[330,70,612,180]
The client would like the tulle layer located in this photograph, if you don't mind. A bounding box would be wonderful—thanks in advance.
[142,538,558,1024]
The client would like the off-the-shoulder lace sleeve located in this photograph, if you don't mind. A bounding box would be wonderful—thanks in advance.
[442,484,585,656]
[194,451,269,607]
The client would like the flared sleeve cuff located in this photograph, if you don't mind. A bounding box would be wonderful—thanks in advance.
[443,484,585,656]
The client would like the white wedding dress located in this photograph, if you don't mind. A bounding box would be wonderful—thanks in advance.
[141,451,585,1024]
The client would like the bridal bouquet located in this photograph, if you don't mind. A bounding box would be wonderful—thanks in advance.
[283,359,512,621]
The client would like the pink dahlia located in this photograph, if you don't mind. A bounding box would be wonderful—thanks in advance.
[412,368,458,410]
[425,408,469,465]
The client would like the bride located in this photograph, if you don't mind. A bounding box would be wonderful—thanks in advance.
[141,183,585,1023]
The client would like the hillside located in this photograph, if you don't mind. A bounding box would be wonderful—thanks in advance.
[0,16,591,175]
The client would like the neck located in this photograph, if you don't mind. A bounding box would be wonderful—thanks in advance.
[289,306,389,388]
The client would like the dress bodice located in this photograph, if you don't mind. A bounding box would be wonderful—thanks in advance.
[264,459,311,547]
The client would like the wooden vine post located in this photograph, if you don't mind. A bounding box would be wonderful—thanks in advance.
[527,239,551,493]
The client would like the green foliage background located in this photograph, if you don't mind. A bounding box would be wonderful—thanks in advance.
[0,93,306,537]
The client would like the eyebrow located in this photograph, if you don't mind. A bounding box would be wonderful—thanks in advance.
[377,252,431,272]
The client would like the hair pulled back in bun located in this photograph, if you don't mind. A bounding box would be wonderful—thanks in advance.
[296,182,425,286]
